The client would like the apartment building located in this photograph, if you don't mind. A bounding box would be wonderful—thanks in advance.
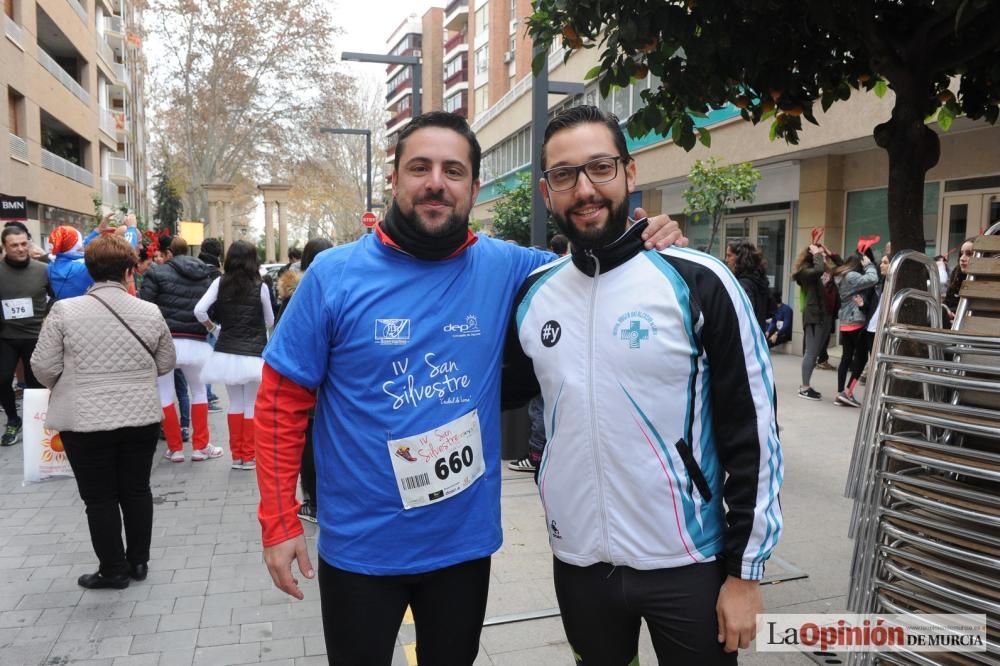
[381,3,1000,301]
[1,0,149,242]
[382,0,534,180]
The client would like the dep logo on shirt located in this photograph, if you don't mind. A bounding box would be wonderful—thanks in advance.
[442,314,481,338]
[375,319,411,346]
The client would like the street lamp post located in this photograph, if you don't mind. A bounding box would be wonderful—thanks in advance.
[530,42,585,249]
[319,127,372,214]
[341,51,422,117]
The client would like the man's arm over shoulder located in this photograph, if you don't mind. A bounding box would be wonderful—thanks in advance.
[687,254,784,581]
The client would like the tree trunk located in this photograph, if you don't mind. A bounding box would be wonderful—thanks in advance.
[874,79,940,256]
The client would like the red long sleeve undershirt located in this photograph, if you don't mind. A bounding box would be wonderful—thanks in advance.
[255,363,316,547]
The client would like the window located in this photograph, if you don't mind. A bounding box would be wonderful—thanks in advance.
[613,85,630,120]
[846,183,940,257]
[445,91,467,113]
[475,2,488,34]
[475,45,489,74]
[474,84,488,115]
[444,54,466,79]
[7,87,24,136]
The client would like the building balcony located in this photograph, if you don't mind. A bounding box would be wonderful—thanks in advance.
[99,109,117,139]
[36,45,90,106]
[4,15,25,50]
[41,148,93,187]
[444,0,468,31]
[385,76,412,102]
[386,108,412,132]
[444,30,467,53]
[64,0,87,24]
[101,178,121,206]
[9,133,28,163]
[444,67,468,90]
[386,47,420,74]
[107,155,133,184]
[104,15,124,38]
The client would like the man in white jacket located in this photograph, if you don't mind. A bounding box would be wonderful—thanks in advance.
[504,106,784,665]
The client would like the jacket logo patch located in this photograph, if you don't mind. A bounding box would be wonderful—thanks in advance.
[443,314,481,338]
[541,320,562,347]
[612,311,658,349]
[375,319,411,345]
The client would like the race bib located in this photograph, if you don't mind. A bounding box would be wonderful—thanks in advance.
[387,410,485,510]
[2,298,33,320]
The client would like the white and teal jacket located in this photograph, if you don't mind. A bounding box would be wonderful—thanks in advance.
[503,222,783,580]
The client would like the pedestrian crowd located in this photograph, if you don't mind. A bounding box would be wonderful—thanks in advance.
[26,108,966,665]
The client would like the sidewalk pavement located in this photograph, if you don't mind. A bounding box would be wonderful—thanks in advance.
[0,351,861,665]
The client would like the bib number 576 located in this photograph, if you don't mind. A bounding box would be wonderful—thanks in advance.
[434,446,475,480]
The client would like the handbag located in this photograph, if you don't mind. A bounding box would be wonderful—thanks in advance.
[88,292,157,359]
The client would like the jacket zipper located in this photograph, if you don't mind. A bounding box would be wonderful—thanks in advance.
[585,250,611,560]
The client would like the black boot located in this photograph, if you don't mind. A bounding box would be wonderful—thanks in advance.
[128,562,148,581]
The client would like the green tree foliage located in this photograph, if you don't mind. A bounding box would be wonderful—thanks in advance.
[490,173,558,247]
[153,164,184,234]
[528,1,1000,255]
[683,158,761,254]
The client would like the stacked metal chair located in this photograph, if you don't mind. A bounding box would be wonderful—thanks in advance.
[845,222,1000,665]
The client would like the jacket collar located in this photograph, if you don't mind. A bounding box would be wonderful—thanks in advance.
[570,219,648,277]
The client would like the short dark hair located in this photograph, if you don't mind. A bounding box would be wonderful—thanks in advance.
[200,237,223,258]
[3,221,30,239]
[85,235,137,282]
[169,236,189,256]
[548,234,569,255]
[542,105,631,171]
[288,247,303,261]
[2,226,29,246]
[394,111,482,180]
[157,235,174,253]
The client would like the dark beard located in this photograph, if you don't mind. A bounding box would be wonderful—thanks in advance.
[381,200,472,261]
[400,196,468,239]
[550,195,630,251]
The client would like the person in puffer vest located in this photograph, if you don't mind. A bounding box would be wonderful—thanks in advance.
[195,240,274,471]
[140,236,219,462]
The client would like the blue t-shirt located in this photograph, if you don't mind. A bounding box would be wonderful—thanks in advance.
[264,233,552,575]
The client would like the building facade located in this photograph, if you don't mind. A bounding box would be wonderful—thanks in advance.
[2,0,149,242]
[381,4,1000,349]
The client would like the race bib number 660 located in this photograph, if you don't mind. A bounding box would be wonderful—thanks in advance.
[387,410,485,510]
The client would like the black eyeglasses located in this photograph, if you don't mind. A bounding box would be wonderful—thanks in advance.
[543,156,623,192]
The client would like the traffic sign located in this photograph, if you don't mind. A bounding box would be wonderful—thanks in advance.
[361,211,378,227]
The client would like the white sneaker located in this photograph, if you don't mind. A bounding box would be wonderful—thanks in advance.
[240,460,256,471]
[163,450,184,463]
[191,444,224,461]
[231,458,243,470]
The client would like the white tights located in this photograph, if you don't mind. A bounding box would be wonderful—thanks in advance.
[226,381,259,419]
[157,364,207,408]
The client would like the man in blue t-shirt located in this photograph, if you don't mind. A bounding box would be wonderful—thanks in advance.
[255,111,683,665]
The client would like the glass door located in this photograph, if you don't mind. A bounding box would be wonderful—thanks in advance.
[940,192,1000,259]
[756,217,788,296]
[722,213,790,296]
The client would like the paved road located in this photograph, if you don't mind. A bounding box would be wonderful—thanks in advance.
[0,351,860,665]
